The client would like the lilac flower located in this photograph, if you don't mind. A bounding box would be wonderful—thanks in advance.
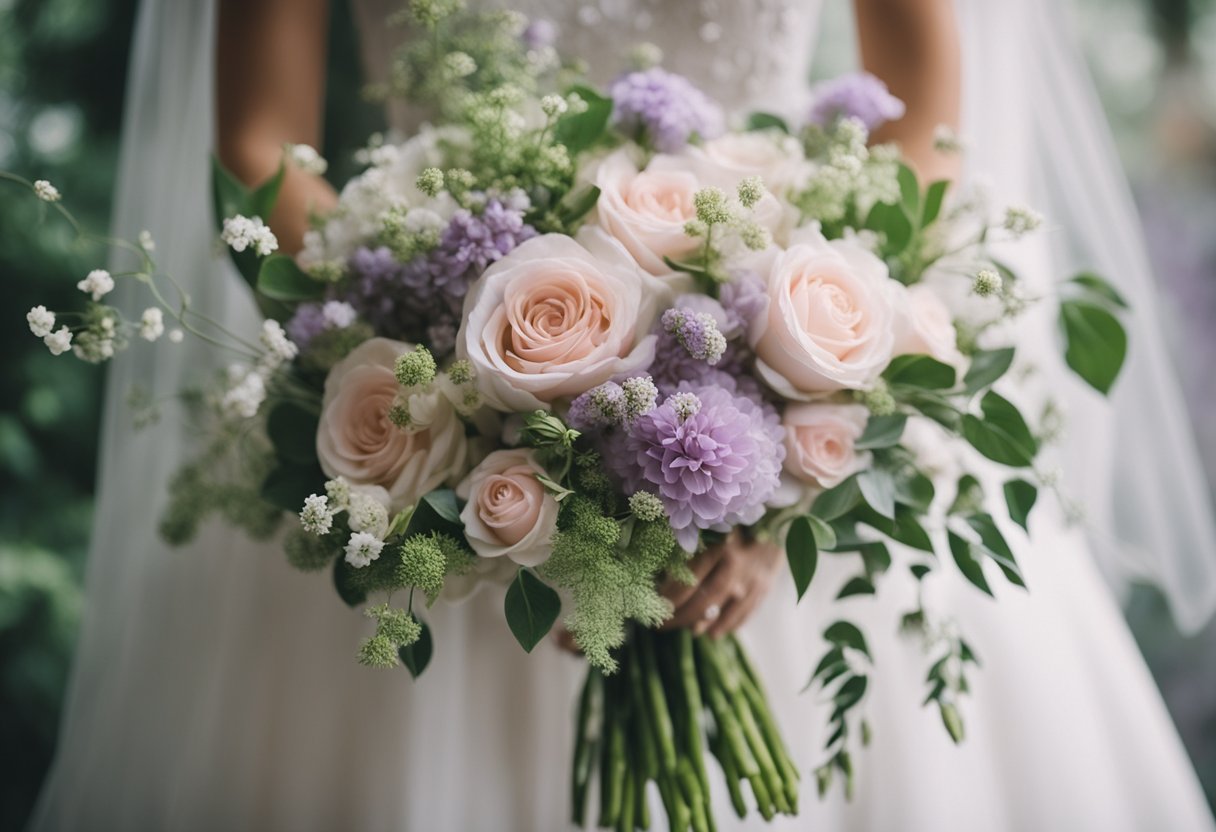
[609,67,725,153]
[662,307,727,364]
[339,197,535,352]
[286,300,359,351]
[613,384,785,551]
[568,381,627,430]
[648,295,747,396]
[719,271,768,339]
[521,18,557,50]
[807,72,906,132]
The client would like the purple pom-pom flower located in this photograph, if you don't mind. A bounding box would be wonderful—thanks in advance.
[609,67,725,153]
[807,72,906,132]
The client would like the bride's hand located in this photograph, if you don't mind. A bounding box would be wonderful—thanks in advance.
[661,532,783,638]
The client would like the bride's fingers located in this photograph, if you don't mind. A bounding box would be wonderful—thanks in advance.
[660,545,725,608]
[665,556,740,631]
[706,584,763,639]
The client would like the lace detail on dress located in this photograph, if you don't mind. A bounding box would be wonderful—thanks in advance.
[351,0,822,132]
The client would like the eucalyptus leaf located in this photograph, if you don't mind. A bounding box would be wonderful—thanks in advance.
[894,468,936,512]
[1003,479,1038,533]
[837,576,876,599]
[864,201,913,255]
[1068,272,1128,309]
[399,619,434,679]
[964,513,1025,587]
[806,514,838,550]
[812,475,862,521]
[786,515,818,602]
[855,413,907,450]
[921,180,949,227]
[1059,299,1127,395]
[961,391,1037,467]
[555,85,612,154]
[504,568,561,653]
[947,530,992,597]
[858,467,896,519]
[745,112,790,133]
[824,620,870,658]
[884,354,957,390]
[897,163,920,214]
[962,347,1015,395]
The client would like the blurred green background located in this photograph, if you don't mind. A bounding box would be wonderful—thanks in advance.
[0,0,1213,827]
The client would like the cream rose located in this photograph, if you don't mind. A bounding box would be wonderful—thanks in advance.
[458,230,667,412]
[894,283,965,368]
[696,132,807,196]
[782,403,871,488]
[457,449,558,567]
[590,148,702,278]
[316,338,468,510]
[749,229,897,397]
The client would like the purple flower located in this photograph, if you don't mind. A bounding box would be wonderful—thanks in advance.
[339,197,535,352]
[609,67,725,153]
[648,295,749,397]
[719,271,768,338]
[662,307,726,364]
[285,300,358,350]
[807,72,906,132]
[613,384,784,551]
[521,18,557,50]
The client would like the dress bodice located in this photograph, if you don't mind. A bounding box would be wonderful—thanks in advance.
[351,0,823,130]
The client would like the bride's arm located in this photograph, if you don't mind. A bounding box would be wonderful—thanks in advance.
[216,0,338,254]
[855,0,961,182]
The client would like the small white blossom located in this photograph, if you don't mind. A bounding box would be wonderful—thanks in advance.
[138,229,156,251]
[43,326,73,356]
[540,94,568,118]
[1003,204,1043,237]
[287,143,328,175]
[168,328,184,343]
[33,180,61,202]
[221,367,266,419]
[668,392,702,422]
[220,214,279,257]
[444,51,477,77]
[344,532,385,568]
[347,491,390,538]
[299,493,335,535]
[321,300,357,329]
[324,477,352,511]
[139,307,165,341]
[260,319,299,362]
[933,124,965,154]
[972,269,1003,298]
[77,269,115,301]
[27,306,55,338]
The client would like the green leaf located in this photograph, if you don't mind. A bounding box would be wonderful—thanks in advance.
[812,475,862,521]
[883,354,957,390]
[556,185,601,226]
[786,516,819,602]
[909,563,932,581]
[855,413,907,450]
[257,254,325,301]
[857,467,896,519]
[555,85,612,154]
[806,514,838,550]
[823,620,870,658]
[399,619,434,679]
[404,489,464,538]
[962,347,1015,395]
[947,530,992,596]
[504,568,561,653]
[1002,479,1037,533]
[745,112,790,133]
[894,468,935,512]
[211,154,251,228]
[266,402,320,465]
[921,180,949,227]
[248,160,287,221]
[964,513,1025,587]
[333,555,368,607]
[1059,299,1127,395]
[661,255,714,283]
[890,508,934,553]
[811,646,845,682]
[864,201,913,255]
[940,702,965,743]
[260,463,325,512]
[837,576,875,599]
[858,542,892,578]
[1068,272,1128,309]
[961,391,1037,467]
[897,163,920,215]
[834,675,868,711]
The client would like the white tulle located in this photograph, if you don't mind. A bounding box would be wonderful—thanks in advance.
[27,1,1216,830]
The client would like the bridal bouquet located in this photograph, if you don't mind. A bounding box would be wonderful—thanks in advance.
[16,2,1128,829]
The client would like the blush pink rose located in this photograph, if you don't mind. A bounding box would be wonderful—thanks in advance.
[894,283,965,368]
[749,228,897,397]
[590,148,702,278]
[782,403,872,488]
[316,337,468,510]
[456,448,558,567]
[695,132,807,196]
[458,230,668,412]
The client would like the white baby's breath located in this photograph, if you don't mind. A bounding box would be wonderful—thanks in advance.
[221,214,279,257]
[220,366,267,419]
[27,306,55,338]
[300,493,335,535]
[43,326,73,356]
[33,180,61,202]
[288,143,329,176]
[167,328,184,343]
[344,532,385,568]
[138,229,156,252]
[77,269,114,301]
[139,307,165,341]
[321,300,357,329]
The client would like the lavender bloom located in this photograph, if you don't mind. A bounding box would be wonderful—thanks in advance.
[807,72,906,132]
[719,271,768,339]
[568,382,627,430]
[614,384,784,551]
[285,300,359,350]
[649,295,747,396]
[521,18,557,50]
[609,67,725,153]
[339,197,535,352]
[662,307,727,364]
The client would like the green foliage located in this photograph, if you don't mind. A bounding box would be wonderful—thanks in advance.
[284,527,338,572]
[396,533,448,601]
[504,567,562,653]
[398,619,434,678]
[961,391,1038,467]
[785,516,818,601]
[256,254,324,302]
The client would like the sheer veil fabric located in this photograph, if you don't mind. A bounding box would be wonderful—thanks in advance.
[28,0,1216,830]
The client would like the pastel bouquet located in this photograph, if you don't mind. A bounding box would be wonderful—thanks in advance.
[15,2,1129,829]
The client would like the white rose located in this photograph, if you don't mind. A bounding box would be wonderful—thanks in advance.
[458,230,668,412]
[749,228,898,397]
[456,449,559,567]
[316,338,467,511]
[894,283,965,368]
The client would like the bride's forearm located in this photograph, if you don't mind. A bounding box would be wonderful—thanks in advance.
[216,0,338,254]
[854,0,961,182]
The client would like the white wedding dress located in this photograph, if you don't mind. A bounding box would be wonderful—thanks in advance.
[29,1,1216,830]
